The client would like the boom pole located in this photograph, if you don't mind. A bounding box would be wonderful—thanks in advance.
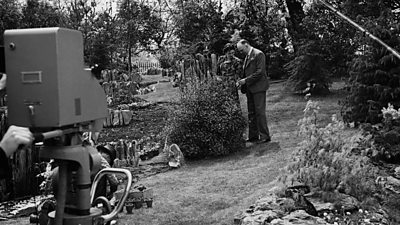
[317,0,400,60]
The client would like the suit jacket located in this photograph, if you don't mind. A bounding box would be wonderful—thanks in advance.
[243,48,269,93]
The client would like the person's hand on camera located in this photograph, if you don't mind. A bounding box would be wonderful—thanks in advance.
[0,73,7,91]
[0,125,33,157]
[0,73,7,97]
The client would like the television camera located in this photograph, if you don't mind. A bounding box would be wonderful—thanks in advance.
[3,27,132,225]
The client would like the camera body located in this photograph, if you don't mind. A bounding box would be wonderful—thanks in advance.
[4,27,106,128]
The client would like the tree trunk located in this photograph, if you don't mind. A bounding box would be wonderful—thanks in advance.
[128,44,132,73]
[284,0,306,51]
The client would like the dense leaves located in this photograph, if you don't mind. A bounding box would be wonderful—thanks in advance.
[286,100,382,209]
[285,40,331,94]
[167,78,246,160]
[340,0,400,124]
[0,0,22,44]
[21,0,61,28]
[119,0,163,71]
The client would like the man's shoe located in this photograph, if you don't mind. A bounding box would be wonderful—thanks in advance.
[246,138,259,143]
[257,138,271,144]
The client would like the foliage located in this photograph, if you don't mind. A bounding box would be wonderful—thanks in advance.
[227,1,289,79]
[300,1,357,78]
[173,1,227,47]
[340,0,400,124]
[167,78,246,160]
[322,208,387,225]
[21,0,62,28]
[283,0,364,94]
[118,0,163,71]
[86,11,118,70]
[360,104,400,163]
[0,0,22,44]
[286,100,382,202]
[159,49,176,69]
[284,40,331,95]
[146,67,161,75]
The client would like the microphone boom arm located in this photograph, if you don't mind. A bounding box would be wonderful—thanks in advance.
[317,0,400,60]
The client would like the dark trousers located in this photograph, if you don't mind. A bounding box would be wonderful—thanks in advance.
[246,91,270,140]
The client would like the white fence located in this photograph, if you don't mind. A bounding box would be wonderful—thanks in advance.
[134,61,161,74]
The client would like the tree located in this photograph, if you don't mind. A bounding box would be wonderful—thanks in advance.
[87,11,119,70]
[63,0,99,64]
[226,1,289,79]
[284,0,358,93]
[0,0,22,45]
[21,0,62,28]
[173,0,228,53]
[282,0,306,51]
[340,0,400,124]
[118,0,163,72]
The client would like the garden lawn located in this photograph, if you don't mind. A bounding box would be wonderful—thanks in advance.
[117,80,346,225]
[2,78,346,225]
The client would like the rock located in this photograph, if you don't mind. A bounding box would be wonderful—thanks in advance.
[370,210,390,225]
[307,198,335,214]
[394,166,400,179]
[276,197,297,213]
[270,218,284,224]
[334,193,360,212]
[280,210,329,225]
[241,210,280,225]
[286,184,311,195]
[233,213,246,225]
[376,176,400,194]
[280,186,317,216]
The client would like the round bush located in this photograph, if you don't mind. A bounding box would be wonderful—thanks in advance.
[168,79,246,160]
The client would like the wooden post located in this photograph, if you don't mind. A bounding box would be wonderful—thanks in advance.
[211,53,217,77]
[180,60,185,84]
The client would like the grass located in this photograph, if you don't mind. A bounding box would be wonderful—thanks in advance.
[116,79,346,225]
[140,75,180,103]
[2,77,346,225]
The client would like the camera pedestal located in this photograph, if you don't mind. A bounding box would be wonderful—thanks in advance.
[40,141,103,225]
[48,208,103,225]
[39,134,132,225]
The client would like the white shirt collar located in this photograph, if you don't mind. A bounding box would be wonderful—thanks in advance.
[247,47,253,57]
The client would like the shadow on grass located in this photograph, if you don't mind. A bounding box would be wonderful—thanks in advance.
[184,141,282,169]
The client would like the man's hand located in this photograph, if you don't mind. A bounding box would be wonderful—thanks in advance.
[236,78,246,88]
[0,125,33,157]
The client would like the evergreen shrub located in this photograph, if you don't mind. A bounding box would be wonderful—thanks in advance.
[361,104,400,163]
[167,78,246,160]
[284,40,331,95]
[341,18,400,124]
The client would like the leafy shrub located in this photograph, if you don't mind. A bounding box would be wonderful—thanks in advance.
[285,100,381,202]
[361,104,400,163]
[146,67,161,75]
[167,78,246,160]
[284,40,331,95]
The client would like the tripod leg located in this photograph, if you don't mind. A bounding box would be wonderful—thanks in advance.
[54,162,67,225]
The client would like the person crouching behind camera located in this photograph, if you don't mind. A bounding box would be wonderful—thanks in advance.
[93,144,119,200]
[49,144,119,201]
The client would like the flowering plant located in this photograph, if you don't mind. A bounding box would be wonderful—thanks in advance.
[382,103,400,121]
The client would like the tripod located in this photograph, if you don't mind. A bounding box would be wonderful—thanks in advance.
[37,130,132,225]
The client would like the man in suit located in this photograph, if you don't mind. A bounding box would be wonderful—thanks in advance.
[236,39,271,144]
